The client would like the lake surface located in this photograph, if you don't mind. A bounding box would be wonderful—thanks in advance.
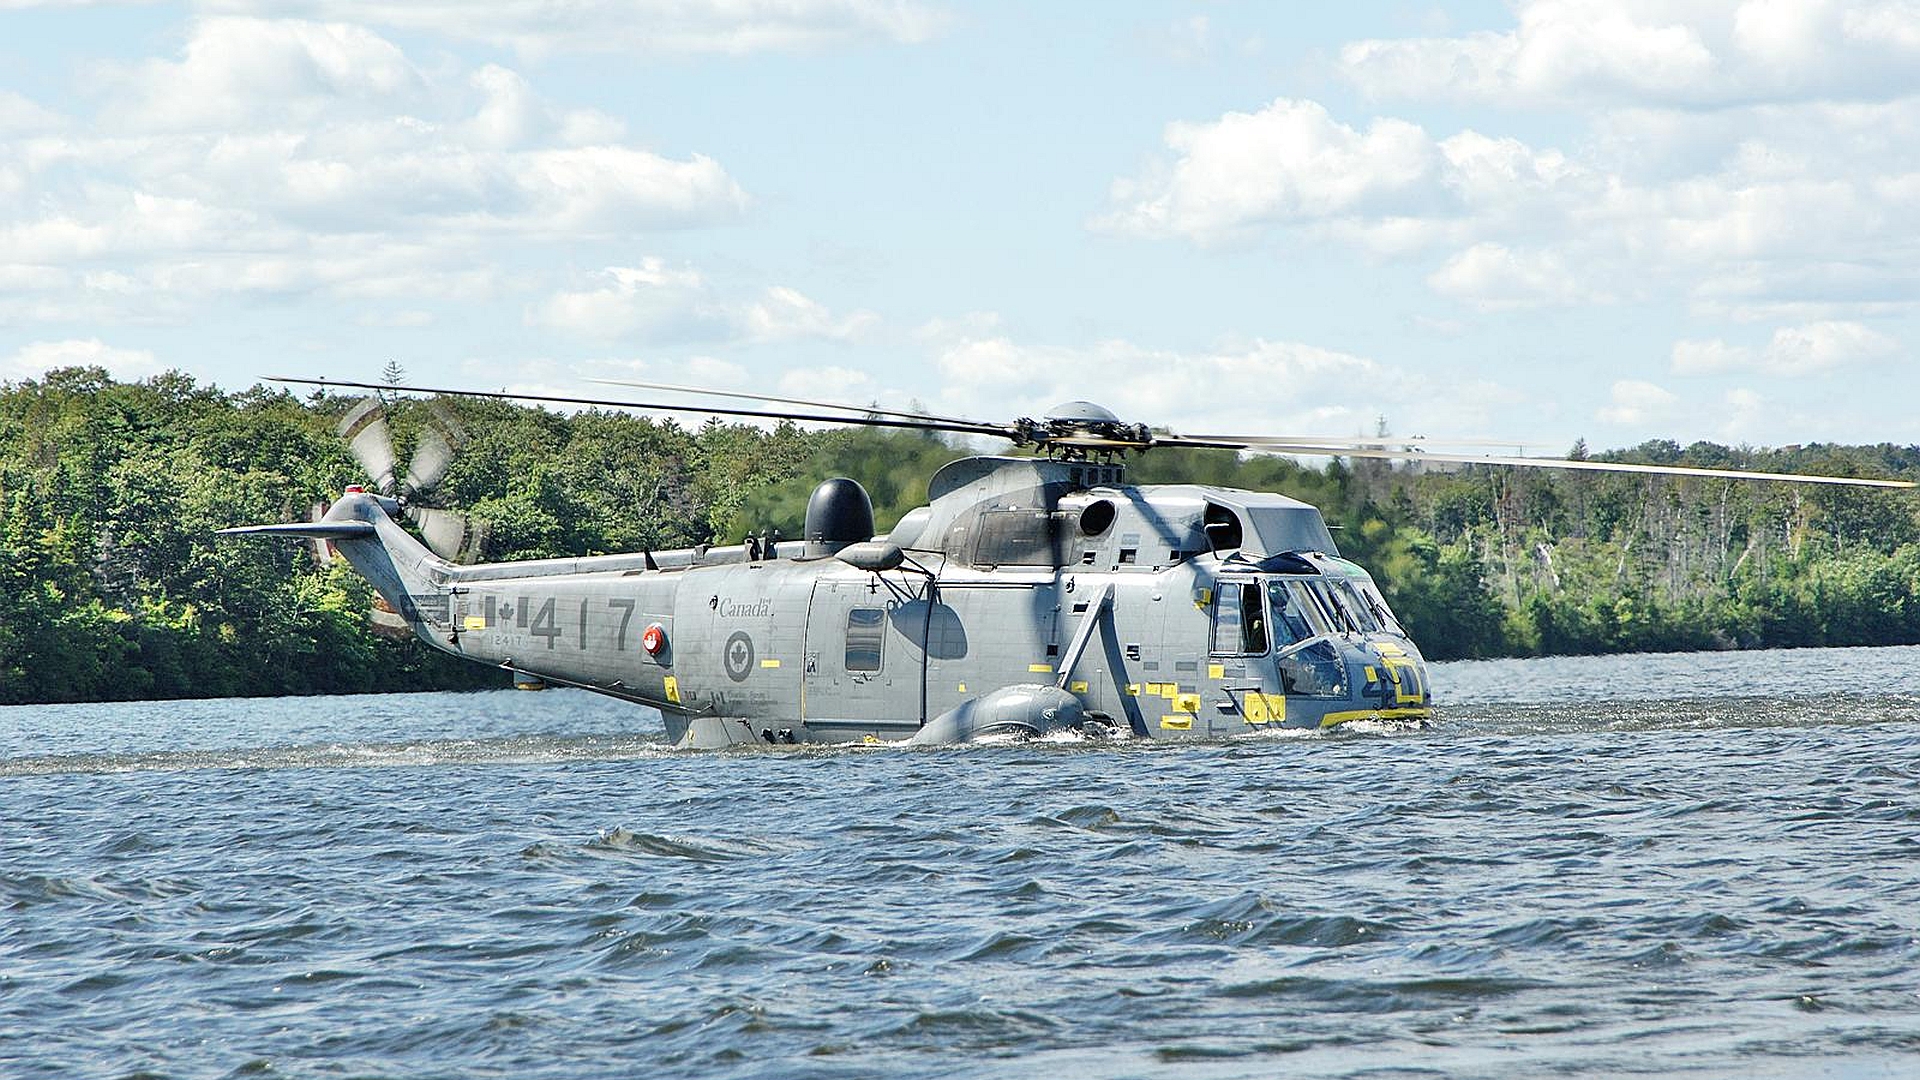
[4,646,1919,1079]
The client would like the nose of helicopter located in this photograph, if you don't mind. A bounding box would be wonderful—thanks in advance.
[1351,638,1430,723]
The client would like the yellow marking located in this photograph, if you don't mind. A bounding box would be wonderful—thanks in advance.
[1364,665,1378,683]
[1070,680,1089,693]
[957,682,967,693]
[1126,684,1140,696]
[760,658,781,668]
[663,676,680,704]
[1208,663,1225,680]
[1376,642,1407,658]
[1319,706,1433,728]
[1174,692,1201,714]
[863,734,879,744]
[1162,685,1179,700]
[1242,692,1289,724]
[463,615,487,631]
[1383,658,1423,704]
[1194,587,1212,609]
[1159,713,1194,731]
[1029,663,1054,674]
[1243,693,1267,724]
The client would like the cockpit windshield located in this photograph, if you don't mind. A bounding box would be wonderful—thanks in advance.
[1354,581,1406,636]
[1329,581,1381,633]
[1259,575,1409,641]
[1265,580,1315,646]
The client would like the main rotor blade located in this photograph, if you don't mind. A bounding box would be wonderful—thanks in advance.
[1168,432,1537,451]
[588,377,987,429]
[269,377,1015,440]
[1149,432,1458,452]
[337,397,399,495]
[1243,442,1915,489]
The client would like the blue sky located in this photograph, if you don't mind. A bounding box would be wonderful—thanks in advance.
[3,1,1917,453]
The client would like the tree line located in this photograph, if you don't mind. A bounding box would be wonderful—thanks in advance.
[3,368,1917,704]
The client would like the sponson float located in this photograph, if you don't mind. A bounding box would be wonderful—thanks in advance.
[223,380,1912,747]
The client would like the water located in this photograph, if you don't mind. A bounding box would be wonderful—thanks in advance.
[4,647,1919,1079]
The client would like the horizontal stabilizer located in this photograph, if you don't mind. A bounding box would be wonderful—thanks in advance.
[218,522,378,541]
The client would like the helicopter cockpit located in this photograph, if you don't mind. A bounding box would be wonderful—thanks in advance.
[1208,554,1428,719]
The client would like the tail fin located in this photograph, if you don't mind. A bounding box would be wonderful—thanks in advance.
[220,493,456,649]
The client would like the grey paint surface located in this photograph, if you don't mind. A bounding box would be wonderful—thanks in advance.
[228,457,1431,747]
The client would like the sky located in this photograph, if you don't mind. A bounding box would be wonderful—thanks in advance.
[3,0,1919,455]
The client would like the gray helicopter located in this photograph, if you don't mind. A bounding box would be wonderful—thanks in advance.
[222,378,1913,748]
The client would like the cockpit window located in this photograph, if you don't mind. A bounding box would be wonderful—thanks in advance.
[1355,582,1405,636]
[1265,580,1312,646]
[1210,580,1269,655]
[1282,580,1335,637]
[1331,581,1383,633]
[1304,581,1357,633]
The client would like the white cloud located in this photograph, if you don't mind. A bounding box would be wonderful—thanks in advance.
[531,264,875,347]
[0,17,749,324]
[529,261,717,343]
[194,0,947,56]
[927,329,1409,440]
[1098,98,1443,243]
[743,287,878,343]
[1762,319,1900,373]
[776,365,880,404]
[1672,320,1900,375]
[2,338,162,383]
[1671,337,1755,374]
[1720,386,1758,438]
[1427,243,1605,310]
[0,90,63,135]
[1341,0,1920,107]
[1072,7,1906,319]
[916,326,1576,450]
[1597,379,1682,426]
[1105,85,1920,318]
[1098,98,1608,273]
[103,17,423,133]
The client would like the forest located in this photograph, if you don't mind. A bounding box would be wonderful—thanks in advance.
[3,368,1919,704]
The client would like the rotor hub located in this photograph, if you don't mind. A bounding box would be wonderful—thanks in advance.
[1014,401,1153,459]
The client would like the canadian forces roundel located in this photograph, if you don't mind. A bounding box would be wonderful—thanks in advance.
[723,630,755,682]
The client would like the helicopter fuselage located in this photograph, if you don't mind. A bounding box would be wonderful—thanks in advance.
[241,455,1432,746]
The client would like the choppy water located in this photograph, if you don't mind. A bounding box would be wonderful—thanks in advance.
[4,646,1920,1079]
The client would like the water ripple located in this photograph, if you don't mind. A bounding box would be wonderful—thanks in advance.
[3,650,1920,1078]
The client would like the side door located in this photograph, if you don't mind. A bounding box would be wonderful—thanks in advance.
[1207,576,1271,735]
[802,579,900,736]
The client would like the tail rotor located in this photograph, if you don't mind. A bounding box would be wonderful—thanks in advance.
[336,397,488,563]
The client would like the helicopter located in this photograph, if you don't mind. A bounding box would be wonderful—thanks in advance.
[221,377,1914,747]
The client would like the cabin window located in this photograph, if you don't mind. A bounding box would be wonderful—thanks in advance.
[1264,580,1313,646]
[845,607,884,672]
[1210,580,1269,655]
